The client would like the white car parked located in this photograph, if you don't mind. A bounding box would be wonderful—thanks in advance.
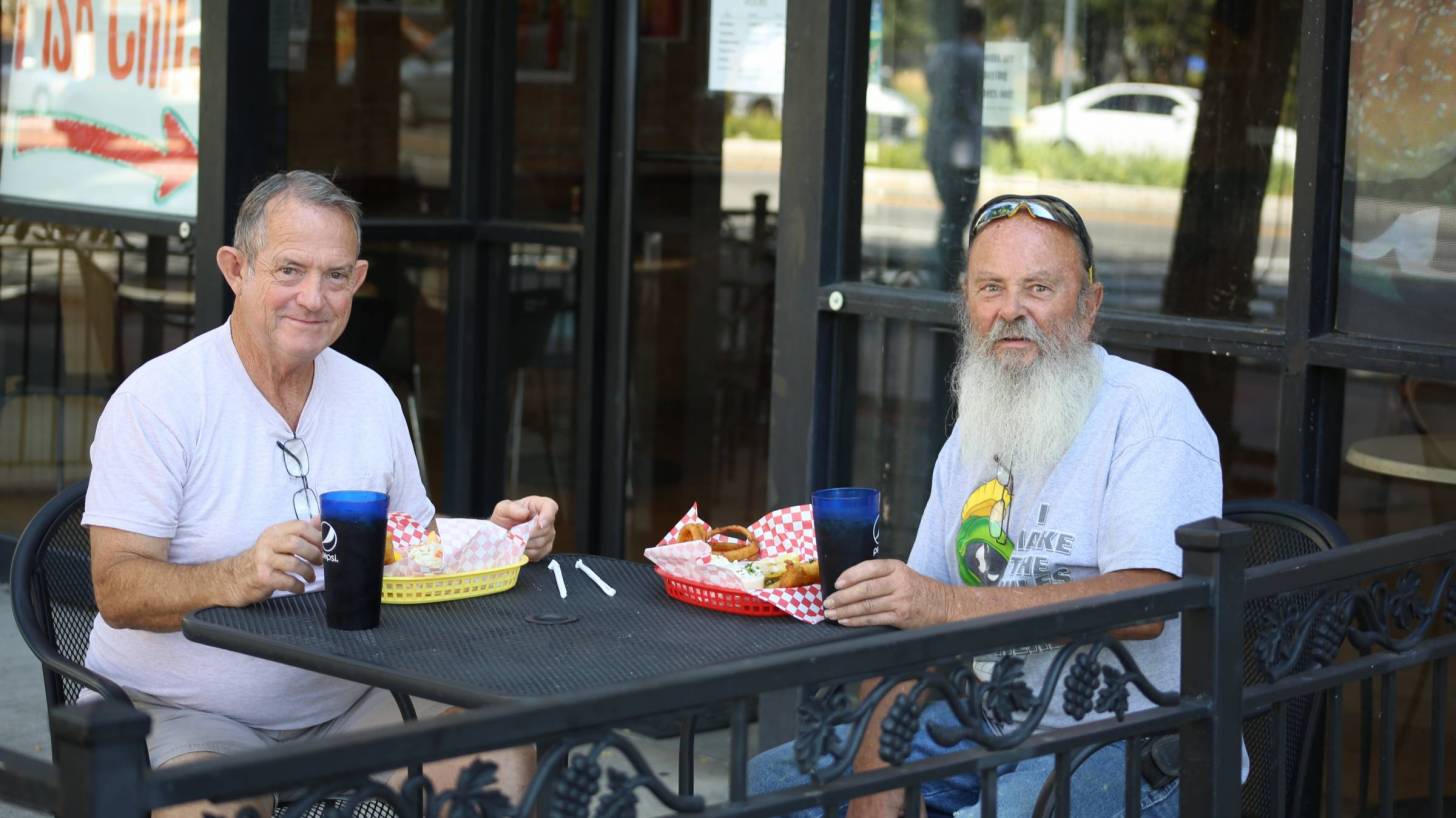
[1020,82,1296,165]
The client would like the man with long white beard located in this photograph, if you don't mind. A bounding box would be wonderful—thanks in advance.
[748,195,1221,818]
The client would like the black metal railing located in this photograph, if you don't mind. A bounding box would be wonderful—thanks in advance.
[2,516,1452,818]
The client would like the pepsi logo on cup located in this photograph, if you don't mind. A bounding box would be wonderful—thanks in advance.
[321,522,339,563]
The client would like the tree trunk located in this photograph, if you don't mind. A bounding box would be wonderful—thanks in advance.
[1156,0,1302,495]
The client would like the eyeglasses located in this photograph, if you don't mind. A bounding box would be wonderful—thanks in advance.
[969,195,1097,284]
[277,436,320,520]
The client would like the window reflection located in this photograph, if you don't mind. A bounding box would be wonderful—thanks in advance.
[1335,0,1456,346]
[622,9,780,560]
[863,1,1302,325]
[511,0,589,222]
[287,1,454,217]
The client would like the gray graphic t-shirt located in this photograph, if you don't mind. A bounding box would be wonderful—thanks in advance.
[908,347,1222,730]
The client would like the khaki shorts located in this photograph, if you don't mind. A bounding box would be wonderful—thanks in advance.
[129,686,452,770]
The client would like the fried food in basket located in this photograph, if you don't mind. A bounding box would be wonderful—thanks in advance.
[707,525,759,561]
[384,531,398,566]
[761,555,821,589]
[676,522,711,543]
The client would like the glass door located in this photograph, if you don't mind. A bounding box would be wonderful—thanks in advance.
[620,2,784,558]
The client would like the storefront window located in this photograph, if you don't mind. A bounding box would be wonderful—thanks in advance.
[506,243,578,550]
[0,221,195,536]
[286,1,455,217]
[862,1,1302,325]
[510,1,590,222]
[1334,0,1456,345]
[1338,370,1456,541]
[847,318,957,560]
[337,240,450,497]
[621,6,781,558]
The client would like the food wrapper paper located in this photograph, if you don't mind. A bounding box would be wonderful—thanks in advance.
[383,512,530,577]
[644,504,824,623]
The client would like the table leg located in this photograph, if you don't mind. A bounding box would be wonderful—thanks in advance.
[678,713,698,796]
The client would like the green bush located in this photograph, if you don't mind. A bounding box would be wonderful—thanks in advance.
[862,135,1294,196]
[724,113,782,141]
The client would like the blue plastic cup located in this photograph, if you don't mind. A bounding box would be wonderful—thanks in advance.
[320,490,389,630]
[811,488,881,602]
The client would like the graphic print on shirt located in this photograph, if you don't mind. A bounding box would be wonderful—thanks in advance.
[954,461,1014,586]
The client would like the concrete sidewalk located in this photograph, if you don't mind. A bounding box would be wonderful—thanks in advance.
[0,586,739,817]
[0,586,52,818]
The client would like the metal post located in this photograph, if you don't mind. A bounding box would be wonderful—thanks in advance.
[1177,517,1248,818]
[1058,0,1076,144]
[50,701,151,818]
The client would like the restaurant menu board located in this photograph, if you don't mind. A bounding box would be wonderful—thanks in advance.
[707,0,787,95]
[0,0,201,219]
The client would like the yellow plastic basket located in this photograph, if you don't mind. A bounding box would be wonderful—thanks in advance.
[381,555,529,605]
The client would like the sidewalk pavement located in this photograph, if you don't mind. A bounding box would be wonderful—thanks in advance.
[0,586,52,818]
[0,586,738,817]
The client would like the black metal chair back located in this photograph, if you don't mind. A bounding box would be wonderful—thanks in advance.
[1224,498,1349,818]
[9,478,130,710]
[10,479,402,817]
[1031,499,1349,818]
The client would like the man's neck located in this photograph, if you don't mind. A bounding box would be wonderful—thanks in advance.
[228,320,315,430]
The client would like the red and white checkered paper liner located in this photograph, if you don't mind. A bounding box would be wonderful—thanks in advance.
[644,504,824,623]
[383,513,528,577]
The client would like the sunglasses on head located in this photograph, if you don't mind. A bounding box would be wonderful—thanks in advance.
[970,195,1097,284]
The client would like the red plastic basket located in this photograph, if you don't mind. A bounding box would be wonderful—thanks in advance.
[654,567,786,617]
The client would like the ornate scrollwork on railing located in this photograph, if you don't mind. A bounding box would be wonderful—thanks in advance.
[793,637,1176,782]
[1254,561,1456,683]
[215,730,705,818]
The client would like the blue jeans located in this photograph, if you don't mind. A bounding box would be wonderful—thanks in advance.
[747,701,1178,818]
[953,742,1180,818]
[747,700,983,818]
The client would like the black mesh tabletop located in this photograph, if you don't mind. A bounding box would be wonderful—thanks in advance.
[183,556,868,707]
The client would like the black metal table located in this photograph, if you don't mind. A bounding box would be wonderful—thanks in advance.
[182,555,865,708]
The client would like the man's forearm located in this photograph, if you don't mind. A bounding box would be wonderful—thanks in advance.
[943,570,1174,639]
[95,554,245,633]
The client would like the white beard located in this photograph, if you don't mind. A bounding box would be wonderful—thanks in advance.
[951,314,1102,483]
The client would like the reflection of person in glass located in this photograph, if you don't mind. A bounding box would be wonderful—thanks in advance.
[924,5,986,290]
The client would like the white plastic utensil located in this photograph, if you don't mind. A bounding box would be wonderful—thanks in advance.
[547,559,568,598]
[575,559,617,597]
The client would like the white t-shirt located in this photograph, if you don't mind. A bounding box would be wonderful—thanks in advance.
[909,346,1223,731]
[82,321,434,730]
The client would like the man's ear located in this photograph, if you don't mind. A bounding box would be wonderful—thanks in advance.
[1080,281,1105,338]
[216,246,246,296]
[350,259,369,294]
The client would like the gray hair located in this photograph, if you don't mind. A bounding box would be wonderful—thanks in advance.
[233,171,363,261]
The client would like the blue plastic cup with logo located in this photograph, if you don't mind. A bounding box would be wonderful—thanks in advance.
[320,490,389,630]
[811,488,881,606]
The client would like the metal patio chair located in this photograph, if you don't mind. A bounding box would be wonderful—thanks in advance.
[9,479,405,817]
[1031,498,1349,818]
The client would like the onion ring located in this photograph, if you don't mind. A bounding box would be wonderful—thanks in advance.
[707,525,757,551]
[676,522,710,543]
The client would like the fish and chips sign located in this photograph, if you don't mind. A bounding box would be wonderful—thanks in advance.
[0,0,200,219]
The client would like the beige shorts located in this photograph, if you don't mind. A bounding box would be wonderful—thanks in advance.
[129,686,452,769]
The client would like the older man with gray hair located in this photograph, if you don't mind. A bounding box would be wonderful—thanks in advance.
[750,194,1222,818]
[83,170,557,817]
